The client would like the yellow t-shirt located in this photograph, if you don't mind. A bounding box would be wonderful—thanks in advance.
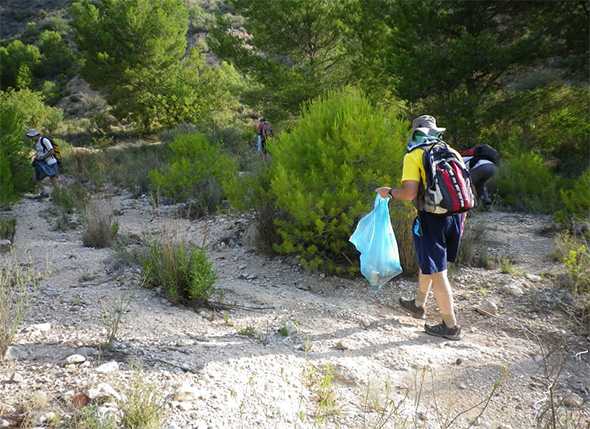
[401,148,426,186]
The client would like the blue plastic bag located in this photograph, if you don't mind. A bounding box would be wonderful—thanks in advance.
[349,195,403,288]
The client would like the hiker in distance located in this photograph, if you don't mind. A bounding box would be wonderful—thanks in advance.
[376,115,475,341]
[27,129,60,198]
[255,117,273,161]
[461,144,500,209]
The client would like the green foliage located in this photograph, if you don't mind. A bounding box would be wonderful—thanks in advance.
[480,85,590,176]
[142,238,216,305]
[52,183,89,214]
[557,169,590,225]
[496,151,560,213]
[82,199,119,248]
[71,0,187,127]
[0,40,41,90]
[210,0,356,119]
[352,1,588,142]
[0,218,16,242]
[71,0,240,130]
[150,133,237,215]
[0,102,31,205]
[269,87,408,274]
[118,370,166,429]
[227,161,279,253]
[555,232,590,295]
[0,88,63,132]
[0,89,62,204]
[36,30,79,80]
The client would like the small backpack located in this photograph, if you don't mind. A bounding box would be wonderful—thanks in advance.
[417,140,475,215]
[40,136,62,164]
[474,144,499,164]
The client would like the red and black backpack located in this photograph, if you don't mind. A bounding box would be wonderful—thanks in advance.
[415,140,475,215]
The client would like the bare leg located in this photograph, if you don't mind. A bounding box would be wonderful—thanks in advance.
[430,270,457,327]
[415,270,432,308]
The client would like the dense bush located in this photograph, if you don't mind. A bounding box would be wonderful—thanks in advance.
[0,89,63,132]
[71,0,242,130]
[150,133,237,216]
[496,151,560,213]
[557,169,590,225]
[142,238,216,305]
[0,40,41,89]
[269,87,408,274]
[0,89,63,205]
[0,104,31,205]
[36,30,79,80]
[480,85,590,177]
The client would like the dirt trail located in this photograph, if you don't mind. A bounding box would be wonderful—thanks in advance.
[1,194,589,428]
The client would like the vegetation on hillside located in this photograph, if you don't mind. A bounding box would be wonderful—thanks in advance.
[0,0,587,276]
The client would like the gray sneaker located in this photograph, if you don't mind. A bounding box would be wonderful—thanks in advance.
[398,297,425,319]
[424,321,462,341]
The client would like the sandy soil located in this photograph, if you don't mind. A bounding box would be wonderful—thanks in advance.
[1,193,588,429]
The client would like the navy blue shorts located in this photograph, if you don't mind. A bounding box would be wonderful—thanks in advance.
[412,211,465,274]
[33,160,59,181]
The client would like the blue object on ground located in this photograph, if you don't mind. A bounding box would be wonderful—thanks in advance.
[349,195,403,288]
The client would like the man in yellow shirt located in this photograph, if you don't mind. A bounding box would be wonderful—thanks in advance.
[376,115,464,341]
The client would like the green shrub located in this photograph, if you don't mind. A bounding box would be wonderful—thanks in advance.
[479,85,590,177]
[496,151,560,213]
[0,40,41,90]
[37,30,79,80]
[0,219,16,242]
[0,103,33,205]
[72,0,241,130]
[227,161,279,253]
[52,183,88,214]
[118,370,166,429]
[142,238,216,305]
[556,169,590,225]
[150,133,237,216]
[268,87,408,274]
[0,88,63,133]
[82,199,119,248]
[555,233,590,295]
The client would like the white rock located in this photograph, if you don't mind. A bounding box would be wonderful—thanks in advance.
[4,346,27,361]
[88,383,122,401]
[0,239,11,252]
[503,282,524,297]
[178,401,194,411]
[173,381,201,402]
[96,361,119,374]
[10,372,24,383]
[65,354,86,364]
[525,273,542,282]
[476,299,498,316]
[26,323,51,333]
[0,418,11,428]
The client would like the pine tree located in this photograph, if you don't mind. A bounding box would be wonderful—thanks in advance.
[269,87,408,274]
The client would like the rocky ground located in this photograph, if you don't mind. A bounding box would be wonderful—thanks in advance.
[1,192,589,428]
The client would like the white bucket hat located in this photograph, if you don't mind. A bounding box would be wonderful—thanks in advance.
[411,115,445,137]
[26,129,41,138]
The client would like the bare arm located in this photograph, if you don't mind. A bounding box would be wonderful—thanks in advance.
[375,180,419,201]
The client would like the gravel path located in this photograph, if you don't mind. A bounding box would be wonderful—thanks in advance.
[1,194,588,428]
